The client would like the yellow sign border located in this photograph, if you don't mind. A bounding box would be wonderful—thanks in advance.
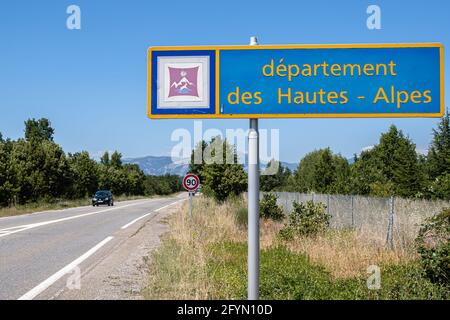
[148,43,444,119]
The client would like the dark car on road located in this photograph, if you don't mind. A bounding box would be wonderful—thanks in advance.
[92,190,114,207]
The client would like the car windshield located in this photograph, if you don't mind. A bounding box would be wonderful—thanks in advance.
[95,192,108,197]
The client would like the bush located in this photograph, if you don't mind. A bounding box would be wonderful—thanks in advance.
[259,193,284,221]
[235,207,248,227]
[369,263,449,300]
[279,200,330,239]
[416,208,450,286]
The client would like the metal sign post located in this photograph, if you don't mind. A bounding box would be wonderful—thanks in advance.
[189,192,193,217]
[183,173,200,218]
[247,36,260,300]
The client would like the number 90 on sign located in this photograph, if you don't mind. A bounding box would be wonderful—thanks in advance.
[183,174,200,192]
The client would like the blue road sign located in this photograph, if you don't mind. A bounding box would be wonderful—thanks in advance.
[148,43,444,119]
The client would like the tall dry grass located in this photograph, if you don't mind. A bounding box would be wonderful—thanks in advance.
[285,230,415,279]
[144,195,245,299]
[144,195,420,299]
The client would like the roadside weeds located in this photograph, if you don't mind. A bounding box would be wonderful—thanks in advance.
[143,195,449,300]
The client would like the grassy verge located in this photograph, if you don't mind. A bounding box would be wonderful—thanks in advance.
[143,196,448,300]
[208,243,447,300]
[0,194,172,218]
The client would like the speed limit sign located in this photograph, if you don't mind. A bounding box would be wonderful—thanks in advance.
[183,173,200,192]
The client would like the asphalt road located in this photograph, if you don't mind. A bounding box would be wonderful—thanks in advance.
[0,194,187,300]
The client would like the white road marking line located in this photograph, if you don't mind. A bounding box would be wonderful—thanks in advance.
[0,201,151,239]
[0,205,91,222]
[0,225,30,231]
[120,198,187,230]
[18,236,114,300]
[120,212,154,230]
[154,198,186,212]
[0,226,34,238]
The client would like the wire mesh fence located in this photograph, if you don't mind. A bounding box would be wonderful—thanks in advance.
[264,192,450,251]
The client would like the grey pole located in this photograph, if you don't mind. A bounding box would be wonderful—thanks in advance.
[327,194,330,216]
[248,36,260,300]
[386,196,394,249]
[351,195,354,228]
[189,192,193,217]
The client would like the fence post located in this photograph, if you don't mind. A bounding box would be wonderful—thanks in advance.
[285,196,288,215]
[386,196,395,250]
[327,194,330,216]
[351,195,354,228]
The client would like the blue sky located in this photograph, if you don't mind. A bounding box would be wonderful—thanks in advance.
[0,0,448,163]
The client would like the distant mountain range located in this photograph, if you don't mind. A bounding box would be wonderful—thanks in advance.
[123,156,189,176]
[123,155,299,176]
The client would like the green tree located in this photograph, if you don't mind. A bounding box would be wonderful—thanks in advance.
[0,118,160,208]
[293,148,350,194]
[425,112,450,199]
[427,173,450,200]
[98,165,123,194]
[293,151,321,192]
[189,140,208,183]
[144,175,181,196]
[313,148,336,192]
[0,139,8,204]
[350,149,393,196]
[145,175,169,195]
[199,137,247,202]
[111,151,123,168]
[260,160,291,192]
[0,138,18,206]
[330,155,351,194]
[98,153,146,196]
[165,174,182,193]
[427,111,450,179]
[10,139,71,203]
[375,125,424,197]
[122,164,145,196]
[24,118,54,142]
[350,125,425,198]
[68,151,99,198]
[100,151,110,166]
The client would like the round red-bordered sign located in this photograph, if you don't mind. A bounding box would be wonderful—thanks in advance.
[183,173,200,192]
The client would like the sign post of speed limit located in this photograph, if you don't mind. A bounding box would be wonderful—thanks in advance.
[183,173,200,217]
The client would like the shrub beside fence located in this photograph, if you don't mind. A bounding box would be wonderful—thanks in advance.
[263,192,450,251]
